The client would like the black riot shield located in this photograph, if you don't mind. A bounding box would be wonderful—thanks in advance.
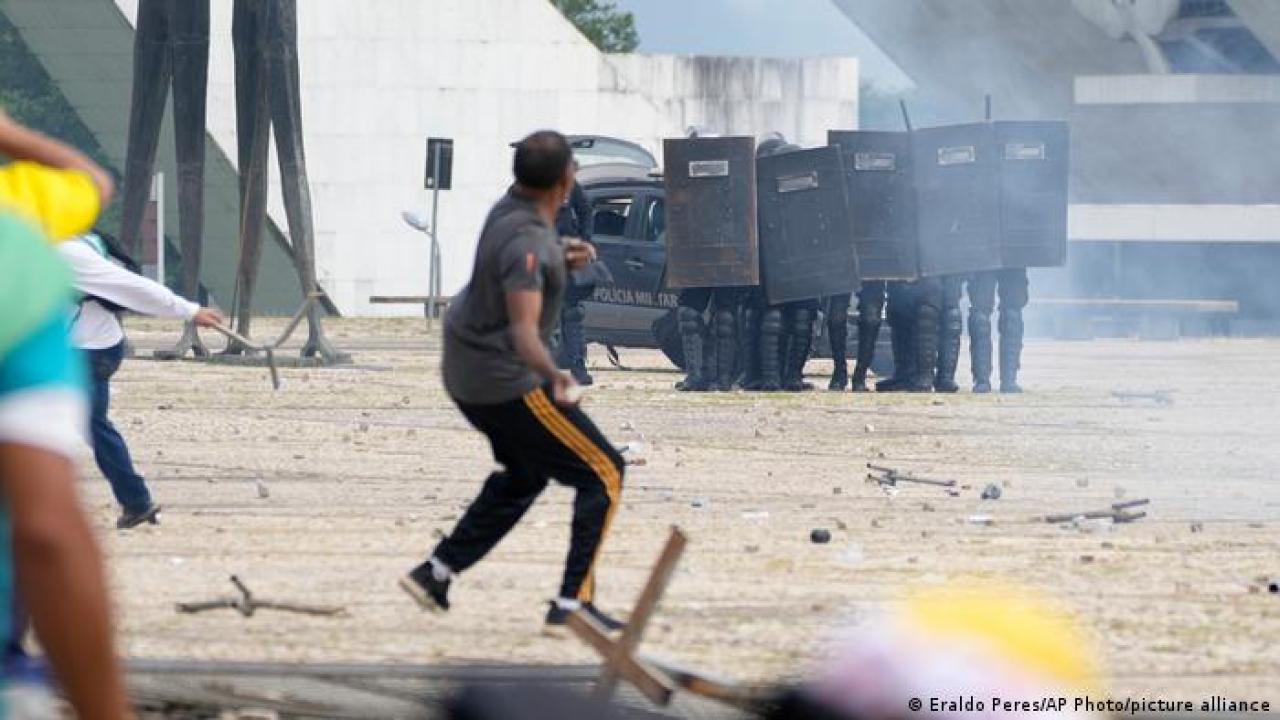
[912,123,1003,277]
[996,121,1069,268]
[828,130,918,281]
[756,146,859,305]
[663,137,759,290]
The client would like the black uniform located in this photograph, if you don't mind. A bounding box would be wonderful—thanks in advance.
[876,281,919,391]
[934,275,964,393]
[554,182,595,384]
[676,286,745,392]
[967,268,1028,393]
[827,280,890,392]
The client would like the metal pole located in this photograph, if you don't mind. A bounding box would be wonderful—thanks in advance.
[428,150,442,331]
[154,172,166,286]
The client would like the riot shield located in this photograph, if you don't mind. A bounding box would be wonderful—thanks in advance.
[757,145,859,305]
[828,130,918,281]
[663,137,759,290]
[912,123,1003,277]
[996,121,1069,268]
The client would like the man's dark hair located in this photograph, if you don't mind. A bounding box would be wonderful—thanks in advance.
[513,131,572,190]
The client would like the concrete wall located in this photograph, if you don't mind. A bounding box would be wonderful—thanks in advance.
[109,0,857,315]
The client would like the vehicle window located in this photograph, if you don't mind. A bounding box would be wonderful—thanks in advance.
[643,197,665,243]
[591,196,633,237]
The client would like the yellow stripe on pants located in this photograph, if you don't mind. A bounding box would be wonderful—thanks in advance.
[523,388,621,601]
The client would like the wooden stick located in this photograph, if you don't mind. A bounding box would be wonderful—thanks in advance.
[595,527,687,700]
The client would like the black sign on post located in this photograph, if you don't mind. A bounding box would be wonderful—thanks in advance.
[425,138,454,190]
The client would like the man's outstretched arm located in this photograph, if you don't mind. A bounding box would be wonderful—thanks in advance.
[0,442,130,719]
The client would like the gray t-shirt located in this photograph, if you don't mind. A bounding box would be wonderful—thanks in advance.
[442,188,566,404]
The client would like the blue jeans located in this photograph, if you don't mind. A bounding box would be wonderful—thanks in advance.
[87,343,152,513]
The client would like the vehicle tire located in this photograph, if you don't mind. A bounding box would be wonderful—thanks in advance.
[652,309,686,370]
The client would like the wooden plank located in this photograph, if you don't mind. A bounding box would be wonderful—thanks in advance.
[566,612,675,706]
[596,528,687,699]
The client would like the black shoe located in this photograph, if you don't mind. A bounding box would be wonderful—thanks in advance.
[116,503,161,529]
[400,563,451,612]
[675,379,711,392]
[543,601,626,637]
[572,367,594,386]
[1000,382,1023,394]
[876,377,910,392]
[934,378,960,393]
[973,381,993,394]
[828,374,848,391]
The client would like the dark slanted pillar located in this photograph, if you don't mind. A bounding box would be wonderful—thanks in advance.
[118,0,173,260]
[263,0,348,362]
[227,0,272,352]
[169,0,210,302]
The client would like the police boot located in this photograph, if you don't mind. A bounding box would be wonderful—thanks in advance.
[827,307,849,391]
[999,308,1025,394]
[876,319,916,392]
[908,304,939,393]
[968,309,994,394]
[559,303,593,386]
[851,317,880,392]
[740,305,763,390]
[758,309,783,391]
[782,308,815,392]
[675,307,710,392]
[934,308,962,393]
[713,309,737,391]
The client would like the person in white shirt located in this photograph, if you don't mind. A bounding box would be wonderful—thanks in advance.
[58,232,222,528]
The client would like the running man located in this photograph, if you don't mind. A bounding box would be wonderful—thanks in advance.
[401,131,626,634]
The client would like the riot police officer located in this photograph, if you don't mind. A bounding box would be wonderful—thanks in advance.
[967,268,1028,393]
[827,279,891,392]
[934,275,964,393]
[875,281,918,392]
[554,164,599,385]
[753,134,819,392]
[675,287,742,392]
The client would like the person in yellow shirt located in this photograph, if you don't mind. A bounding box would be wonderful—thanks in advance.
[0,109,131,719]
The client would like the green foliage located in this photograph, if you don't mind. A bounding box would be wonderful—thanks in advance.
[551,0,640,53]
[0,13,123,234]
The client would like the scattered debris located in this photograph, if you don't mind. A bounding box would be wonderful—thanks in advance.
[740,510,769,521]
[1079,554,1096,564]
[1042,498,1150,525]
[691,498,708,509]
[1190,522,1204,533]
[864,424,875,433]
[177,576,345,618]
[921,502,936,513]
[981,484,1002,500]
[254,479,270,499]
[810,529,832,544]
[1075,478,1089,489]
[865,463,957,489]
[620,421,636,431]
[618,442,648,467]
[1111,389,1174,405]
[743,545,759,554]
[1270,581,1279,594]
[965,515,995,526]
[832,486,843,495]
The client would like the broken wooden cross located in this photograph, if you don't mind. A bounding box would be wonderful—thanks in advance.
[1041,498,1150,524]
[565,526,775,711]
[176,575,345,618]
[866,463,957,489]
